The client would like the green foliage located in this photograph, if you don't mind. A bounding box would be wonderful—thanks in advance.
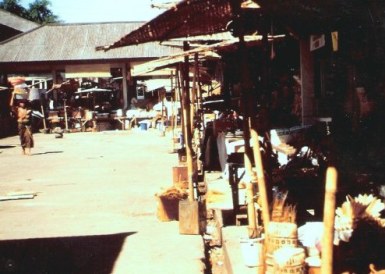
[0,0,27,17]
[26,0,59,24]
[0,0,60,23]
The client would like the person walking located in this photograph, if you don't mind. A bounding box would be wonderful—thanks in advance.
[17,100,34,155]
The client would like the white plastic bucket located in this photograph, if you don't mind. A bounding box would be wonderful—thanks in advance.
[240,237,264,267]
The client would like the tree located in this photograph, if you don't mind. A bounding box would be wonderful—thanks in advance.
[0,0,60,24]
[0,0,27,18]
[26,0,59,24]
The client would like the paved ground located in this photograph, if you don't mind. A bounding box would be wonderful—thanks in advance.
[0,129,205,274]
[205,173,260,274]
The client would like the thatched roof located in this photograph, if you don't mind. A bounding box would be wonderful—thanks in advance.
[0,9,40,33]
[96,0,237,51]
[0,22,181,63]
[97,0,376,51]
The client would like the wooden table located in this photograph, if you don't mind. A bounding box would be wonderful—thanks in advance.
[114,116,130,130]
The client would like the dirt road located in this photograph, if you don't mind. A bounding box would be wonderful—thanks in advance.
[0,129,205,274]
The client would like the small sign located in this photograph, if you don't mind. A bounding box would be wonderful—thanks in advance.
[331,31,339,51]
[310,34,325,51]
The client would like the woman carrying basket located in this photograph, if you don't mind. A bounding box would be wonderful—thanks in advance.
[17,100,34,156]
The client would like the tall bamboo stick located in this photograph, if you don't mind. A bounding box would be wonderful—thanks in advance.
[63,99,69,131]
[176,65,184,138]
[191,55,197,133]
[321,167,338,274]
[40,104,47,130]
[250,128,270,231]
[182,42,195,201]
[170,70,176,151]
[250,128,270,274]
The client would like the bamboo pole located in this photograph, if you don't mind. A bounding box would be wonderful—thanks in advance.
[321,167,338,274]
[236,32,258,237]
[40,104,47,130]
[182,41,195,201]
[196,55,204,131]
[9,91,15,106]
[177,65,184,146]
[171,70,176,151]
[250,127,270,231]
[191,55,197,133]
[63,99,69,131]
[242,116,255,238]
[246,180,257,234]
[250,127,269,274]
[160,89,165,136]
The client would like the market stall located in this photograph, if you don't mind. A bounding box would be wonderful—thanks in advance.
[95,0,385,272]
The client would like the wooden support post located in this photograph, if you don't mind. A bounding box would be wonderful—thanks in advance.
[246,182,257,236]
[40,104,47,130]
[63,99,69,131]
[9,90,15,107]
[182,41,194,201]
[177,65,185,144]
[179,43,200,235]
[321,167,338,274]
[250,128,270,231]
[251,127,269,274]
[191,56,197,134]
[122,64,129,111]
[170,70,176,151]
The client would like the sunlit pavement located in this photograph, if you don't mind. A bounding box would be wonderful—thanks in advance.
[0,129,205,274]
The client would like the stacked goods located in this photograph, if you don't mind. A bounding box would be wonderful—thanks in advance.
[8,76,25,86]
[271,191,297,223]
[266,192,305,273]
[155,186,188,221]
[266,222,298,255]
[266,222,305,273]
[8,76,27,94]
[272,246,306,273]
[8,76,28,105]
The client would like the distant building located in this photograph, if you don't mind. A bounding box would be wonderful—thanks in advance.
[0,20,182,136]
[0,9,40,42]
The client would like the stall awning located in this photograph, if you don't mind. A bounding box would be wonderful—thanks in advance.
[131,50,219,77]
[96,0,368,51]
[131,33,283,77]
[143,79,172,92]
[96,0,263,51]
[65,64,111,79]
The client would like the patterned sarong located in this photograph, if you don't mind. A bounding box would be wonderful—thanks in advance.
[18,123,34,148]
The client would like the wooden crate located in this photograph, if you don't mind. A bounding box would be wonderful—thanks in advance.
[156,196,179,222]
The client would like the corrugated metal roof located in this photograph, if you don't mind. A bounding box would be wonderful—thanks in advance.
[0,22,181,63]
[0,9,40,32]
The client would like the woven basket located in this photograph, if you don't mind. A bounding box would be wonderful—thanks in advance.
[266,236,298,255]
[266,254,306,274]
[266,222,298,254]
[8,76,25,86]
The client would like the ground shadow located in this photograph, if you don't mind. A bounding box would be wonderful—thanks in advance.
[0,232,136,274]
[32,151,64,156]
[0,145,16,149]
